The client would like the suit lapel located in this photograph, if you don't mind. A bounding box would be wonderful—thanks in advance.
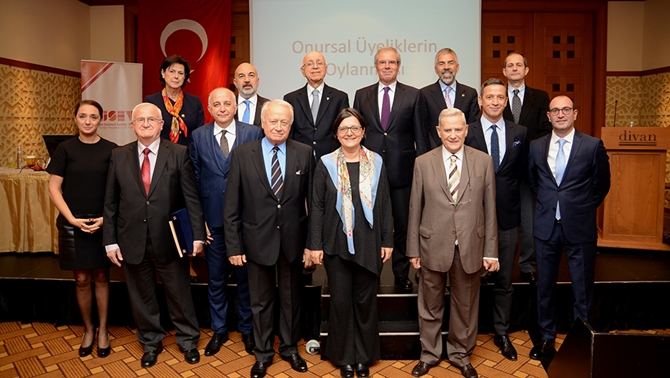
[540,134,558,186]
[453,81,466,110]
[499,122,515,168]
[469,121,487,152]
[562,131,582,183]
[460,147,472,200]
[368,85,382,130]
[126,141,145,196]
[282,141,296,203]
[148,140,170,197]
[387,83,406,129]
[205,123,226,174]
[519,87,534,125]
[250,140,276,199]
[297,86,314,125]
[429,149,450,199]
[315,85,334,125]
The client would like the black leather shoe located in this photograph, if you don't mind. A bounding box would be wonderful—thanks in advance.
[394,276,413,291]
[205,333,228,356]
[184,348,200,364]
[520,271,536,284]
[529,340,555,360]
[340,365,354,378]
[251,361,272,378]
[141,345,163,368]
[411,361,435,377]
[97,330,111,358]
[78,331,95,357]
[494,334,518,361]
[242,333,255,355]
[281,353,308,372]
[460,363,478,378]
[355,363,369,377]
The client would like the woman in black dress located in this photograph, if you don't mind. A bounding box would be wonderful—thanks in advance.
[310,108,393,378]
[47,100,117,358]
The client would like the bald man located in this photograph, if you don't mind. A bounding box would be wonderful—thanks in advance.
[233,63,269,126]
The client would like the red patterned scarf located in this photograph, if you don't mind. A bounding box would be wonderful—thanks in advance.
[162,88,187,143]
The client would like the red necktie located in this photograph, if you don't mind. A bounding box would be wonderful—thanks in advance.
[141,148,151,195]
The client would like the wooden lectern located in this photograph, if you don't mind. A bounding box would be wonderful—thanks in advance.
[598,127,670,251]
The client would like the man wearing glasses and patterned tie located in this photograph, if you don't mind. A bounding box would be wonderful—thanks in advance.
[527,95,610,361]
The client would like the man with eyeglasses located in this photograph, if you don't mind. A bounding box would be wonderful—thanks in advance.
[224,100,315,378]
[233,63,269,127]
[285,51,349,160]
[421,48,481,149]
[527,95,610,362]
[103,102,206,367]
[354,46,429,292]
[502,51,552,284]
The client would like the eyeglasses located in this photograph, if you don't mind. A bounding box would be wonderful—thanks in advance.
[337,126,363,133]
[267,119,290,127]
[549,107,574,116]
[302,61,325,68]
[133,117,161,124]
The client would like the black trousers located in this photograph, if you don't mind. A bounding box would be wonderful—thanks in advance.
[323,253,380,366]
[390,185,411,278]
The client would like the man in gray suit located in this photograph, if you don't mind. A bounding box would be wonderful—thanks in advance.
[407,108,498,378]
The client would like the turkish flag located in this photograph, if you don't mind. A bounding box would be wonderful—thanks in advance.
[138,0,232,123]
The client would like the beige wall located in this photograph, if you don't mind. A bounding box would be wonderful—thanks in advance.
[607,2,644,72]
[642,0,670,70]
[90,6,125,62]
[0,0,90,72]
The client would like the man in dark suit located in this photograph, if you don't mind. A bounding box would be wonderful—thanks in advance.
[285,51,349,160]
[502,52,552,283]
[407,108,498,378]
[233,63,269,127]
[354,46,429,291]
[528,95,610,360]
[465,78,529,361]
[103,103,206,367]
[421,48,481,149]
[224,100,314,378]
[190,88,263,357]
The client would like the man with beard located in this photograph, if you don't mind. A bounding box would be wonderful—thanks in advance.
[421,48,481,149]
[234,63,269,126]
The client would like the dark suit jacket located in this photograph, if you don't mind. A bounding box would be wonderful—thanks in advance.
[235,95,269,127]
[189,121,263,228]
[354,82,428,188]
[224,139,314,266]
[465,119,529,230]
[144,91,205,146]
[503,86,551,141]
[103,139,206,264]
[528,130,610,244]
[421,80,481,149]
[285,84,349,160]
[407,145,498,274]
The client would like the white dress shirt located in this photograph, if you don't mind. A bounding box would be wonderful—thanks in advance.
[377,81,397,118]
[548,128,575,178]
[214,120,237,150]
[481,116,507,166]
[237,94,258,125]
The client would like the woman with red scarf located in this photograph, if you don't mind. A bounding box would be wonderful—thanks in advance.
[144,55,205,146]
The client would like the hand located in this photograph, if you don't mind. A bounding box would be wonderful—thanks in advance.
[80,217,103,234]
[409,257,421,270]
[483,259,500,272]
[191,242,204,257]
[311,250,324,265]
[381,247,393,263]
[303,248,313,268]
[204,222,213,245]
[106,248,123,267]
[228,255,246,267]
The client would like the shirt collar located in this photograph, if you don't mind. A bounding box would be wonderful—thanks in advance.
[214,120,237,137]
[307,82,325,97]
[551,127,576,145]
[439,80,457,94]
[238,94,257,106]
[442,144,464,162]
[378,81,397,93]
[138,138,160,155]
[508,84,526,96]
[261,137,287,153]
[481,116,505,130]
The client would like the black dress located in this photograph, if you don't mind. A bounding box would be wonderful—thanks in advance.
[47,137,117,270]
[310,160,393,365]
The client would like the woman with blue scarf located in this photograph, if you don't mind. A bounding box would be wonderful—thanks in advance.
[310,108,393,378]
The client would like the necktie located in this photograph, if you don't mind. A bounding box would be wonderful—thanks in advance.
[141,147,151,195]
[242,100,251,124]
[311,90,320,123]
[445,86,453,108]
[381,86,391,131]
[220,130,229,158]
[512,89,522,124]
[555,138,567,219]
[490,124,500,172]
[271,146,284,200]
[448,155,460,201]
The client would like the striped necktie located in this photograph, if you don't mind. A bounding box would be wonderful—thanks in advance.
[448,155,460,200]
[271,146,284,200]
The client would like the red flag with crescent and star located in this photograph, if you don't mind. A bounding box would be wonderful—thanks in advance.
[138,0,232,123]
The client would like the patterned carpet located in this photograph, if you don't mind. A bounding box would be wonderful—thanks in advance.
[0,322,566,378]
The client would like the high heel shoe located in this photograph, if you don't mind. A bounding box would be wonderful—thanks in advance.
[97,330,111,358]
[78,330,95,357]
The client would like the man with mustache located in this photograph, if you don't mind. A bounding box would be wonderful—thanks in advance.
[234,63,269,126]
[421,48,481,149]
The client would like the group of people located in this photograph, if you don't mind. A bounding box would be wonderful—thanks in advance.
[47,46,610,378]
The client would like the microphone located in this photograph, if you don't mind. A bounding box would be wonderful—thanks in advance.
[613,100,618,127]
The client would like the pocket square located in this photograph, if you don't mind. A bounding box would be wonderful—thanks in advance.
[296,169,302,175]
[513,138,522,147]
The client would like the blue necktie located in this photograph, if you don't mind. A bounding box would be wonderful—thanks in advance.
[490,124,500,172]
[242,100,250,124]
[271,146,283,200]
[555,138,567,220]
